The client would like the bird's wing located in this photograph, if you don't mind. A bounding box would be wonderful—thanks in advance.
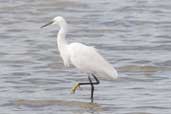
[68,43,118,80]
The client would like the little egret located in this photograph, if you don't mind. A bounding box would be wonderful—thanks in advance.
[41,16,118,103]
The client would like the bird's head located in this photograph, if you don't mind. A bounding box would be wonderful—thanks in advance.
[41,16,67,28]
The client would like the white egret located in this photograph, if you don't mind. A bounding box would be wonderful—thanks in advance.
[41,16,118,103]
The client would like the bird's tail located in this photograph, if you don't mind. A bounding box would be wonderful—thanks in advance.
[106,67,118,80]
[97,68,118,80]
[112,68,118,79]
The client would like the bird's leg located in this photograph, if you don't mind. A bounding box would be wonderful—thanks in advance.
[71,81,92,94]
[91,74,100,85]
[71,83,80,94]
[71,74,100,103]
[88,76,94,103]
[71,74,100,94]
[89,74,100,103]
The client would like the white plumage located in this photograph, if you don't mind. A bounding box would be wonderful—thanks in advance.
[42,16,118,80]
[68,43,118,80]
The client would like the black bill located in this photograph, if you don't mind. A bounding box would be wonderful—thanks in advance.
[40,20,54,28]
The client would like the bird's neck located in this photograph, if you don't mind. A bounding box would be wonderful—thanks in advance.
[57,25,68,52]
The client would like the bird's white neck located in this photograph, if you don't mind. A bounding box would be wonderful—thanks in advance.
[57,22,68,53]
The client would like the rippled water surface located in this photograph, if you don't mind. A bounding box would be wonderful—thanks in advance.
[0,0,171,114]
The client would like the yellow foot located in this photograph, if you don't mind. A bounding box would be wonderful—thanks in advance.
[71,83,80,94]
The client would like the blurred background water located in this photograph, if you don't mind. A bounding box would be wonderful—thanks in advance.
[0,0,171,114]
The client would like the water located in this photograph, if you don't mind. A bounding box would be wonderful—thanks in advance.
[0,0,171,114]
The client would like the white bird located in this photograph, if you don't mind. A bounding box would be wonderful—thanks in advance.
[41,16,118,103]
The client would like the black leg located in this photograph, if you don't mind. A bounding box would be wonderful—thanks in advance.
[88,76,94,103]
[91,74,100,85]
[72,74,100,103]
[77,74,100,86]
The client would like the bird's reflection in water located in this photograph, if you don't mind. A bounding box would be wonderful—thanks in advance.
[16,99,103,113]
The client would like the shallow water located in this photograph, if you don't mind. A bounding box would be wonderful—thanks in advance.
[0,0,171,114]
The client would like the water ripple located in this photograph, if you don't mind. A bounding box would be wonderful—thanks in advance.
[0,0,171,114]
